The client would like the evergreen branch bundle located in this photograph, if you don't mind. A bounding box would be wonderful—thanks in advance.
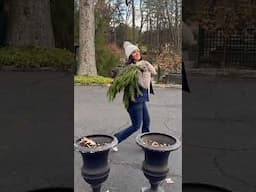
[107,65,142,109]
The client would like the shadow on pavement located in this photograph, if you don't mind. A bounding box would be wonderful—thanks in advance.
[26,188,73,192]
[183,183,232,192]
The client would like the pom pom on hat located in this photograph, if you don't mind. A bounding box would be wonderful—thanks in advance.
[123,41,139,58]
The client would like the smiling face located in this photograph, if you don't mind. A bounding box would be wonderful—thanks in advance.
[131,49,141,62]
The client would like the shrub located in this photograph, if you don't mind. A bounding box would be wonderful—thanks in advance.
[0,46,73,70]
[95,13,120,77]
[96,46,120,77]
[74,75,113,85]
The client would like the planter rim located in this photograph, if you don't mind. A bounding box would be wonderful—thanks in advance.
[74,134,118,153]
[136,132,181,152]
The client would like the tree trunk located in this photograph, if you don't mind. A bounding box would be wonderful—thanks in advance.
[138,0,144,44]
[131,0,135,42]
[78,0,97,75]
[156,15,160,54]
[149,17,153,52]
[50,0,74,51]
[6,0,55,47]
[0,0,6,45]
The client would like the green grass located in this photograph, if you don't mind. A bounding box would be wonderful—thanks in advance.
[74,75,113,85]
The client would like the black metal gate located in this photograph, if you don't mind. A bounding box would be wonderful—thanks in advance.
[198,27,256,69]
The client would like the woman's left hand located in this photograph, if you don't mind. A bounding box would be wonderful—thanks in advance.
[145,61,157,75]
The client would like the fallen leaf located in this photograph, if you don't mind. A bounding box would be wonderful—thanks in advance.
[165,177,175,184]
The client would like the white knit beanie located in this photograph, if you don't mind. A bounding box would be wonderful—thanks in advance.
[123,41,139,59]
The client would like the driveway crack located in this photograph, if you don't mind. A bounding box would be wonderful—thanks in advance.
[213,151,256,189]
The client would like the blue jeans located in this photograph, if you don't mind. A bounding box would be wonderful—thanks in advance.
[114,102,150,143]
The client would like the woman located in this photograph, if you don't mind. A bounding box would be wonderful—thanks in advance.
[113,41,156,151]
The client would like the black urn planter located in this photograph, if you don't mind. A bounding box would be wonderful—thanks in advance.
[74,135,118,192]
[136,132,181,192]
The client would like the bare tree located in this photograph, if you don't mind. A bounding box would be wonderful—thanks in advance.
[78,0,97,75]
[140,0,181,54]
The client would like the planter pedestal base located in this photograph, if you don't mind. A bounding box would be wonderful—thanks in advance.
[141,186,164,192]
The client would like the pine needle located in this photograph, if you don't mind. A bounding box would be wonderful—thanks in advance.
[107,65,143,109]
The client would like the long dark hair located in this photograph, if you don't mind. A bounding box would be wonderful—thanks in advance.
[126,54,142,65]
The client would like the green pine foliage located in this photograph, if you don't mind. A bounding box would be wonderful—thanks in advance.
[107,65,142,109]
